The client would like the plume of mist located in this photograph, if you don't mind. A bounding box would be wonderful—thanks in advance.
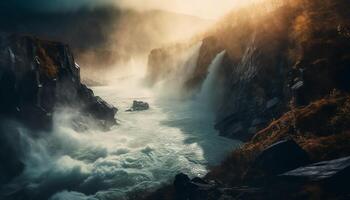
[0,0,246,19]
[77,8,212,82]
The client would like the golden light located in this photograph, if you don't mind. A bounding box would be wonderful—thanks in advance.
[115,0,257,19]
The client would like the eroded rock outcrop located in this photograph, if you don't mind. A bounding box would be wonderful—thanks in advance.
[251,139,311,176]
[185,36,224,90]
[281,156,350,182]
[144,0,350,199]
[158,156,350,200]
[146,0,350,142]
[146,37,223,91]
[0,34,118,184]
[147,32,290,142]
[146,43,191,85]
[0,34,117,130]
[126,100,150,112]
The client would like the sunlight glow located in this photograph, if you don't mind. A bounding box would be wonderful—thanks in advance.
[116,0,255,19]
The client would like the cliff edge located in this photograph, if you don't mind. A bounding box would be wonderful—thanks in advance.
[0,34,117,184]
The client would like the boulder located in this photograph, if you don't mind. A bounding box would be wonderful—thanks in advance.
[127,100,149,112]
[280,156,350,182]
[253,139,311,175]
[78,84,117,127]
[174,173,192,200]
[173,173,220,200]
[87,96,117,127]
[275,156,350,195]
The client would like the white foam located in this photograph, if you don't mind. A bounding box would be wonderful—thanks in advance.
[2,58,239,200]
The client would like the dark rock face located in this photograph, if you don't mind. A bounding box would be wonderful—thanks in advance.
[174,173,191,200]
[185,36,224,90]
[146,44,189,86]
[0,121,25,185]
[280,156,350,182]
[78,84,117,128]
[150,155,350,200]
[145,0,350,143]
[147,34,290,142]
[213,35,290,142]
[173,173,220,200]
[0,34,117,184]
[144,1,350,199]
[272,156,350,197]
[0,34,117,130]
[146,36,224,91]
[129,100,150,111]
[252,139,310,176]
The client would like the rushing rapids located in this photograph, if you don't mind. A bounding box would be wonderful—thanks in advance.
[0,57,240,200]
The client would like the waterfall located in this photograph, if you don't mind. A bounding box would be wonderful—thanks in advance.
[179,41,203,80]
[168,41,202,84]
[198,50,226,107]
[155,41,202,97]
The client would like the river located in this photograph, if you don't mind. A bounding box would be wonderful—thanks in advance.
[1,58,239,200]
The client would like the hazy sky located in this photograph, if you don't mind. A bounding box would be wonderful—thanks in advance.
[0,0,248,19]
[117,0,246,19]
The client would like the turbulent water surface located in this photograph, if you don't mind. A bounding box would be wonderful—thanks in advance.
[1,59,239,200]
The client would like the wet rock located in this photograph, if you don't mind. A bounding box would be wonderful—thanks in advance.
[185,36,224,90]
[216,120,249,141]
[253,139,311,175]
[146,36,223,90]
[0,34,118,186]
[280,156,350,182]
[18,105,53,130]
[291,80,304,91]
[191,177,209,185]
[87,97,117,127]
[0,121,25,185]
[174,173,221,200]
[127,100,149,112]
[78,84,117,126]
[174,173,191,200]
[251,118,266,126]
[219,187,262,200]
[274,156,350,196]
[266,97,280,109]
[0,34,117,130]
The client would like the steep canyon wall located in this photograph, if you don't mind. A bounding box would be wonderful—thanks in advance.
[146,0,350,141]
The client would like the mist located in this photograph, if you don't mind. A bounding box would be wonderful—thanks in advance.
[0,0,253,199]
[0,0,247,19]
[0,55,239,199]
[1,0,349,199]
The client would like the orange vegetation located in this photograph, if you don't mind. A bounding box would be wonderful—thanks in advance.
[37,44,58,78]
[208,93,350,185]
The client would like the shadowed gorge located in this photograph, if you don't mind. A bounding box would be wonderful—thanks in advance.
[0,4,211,82]
[0,0,350,200]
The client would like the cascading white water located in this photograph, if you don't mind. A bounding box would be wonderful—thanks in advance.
[177,41,203,82]
[0,58,240,200]
[198,50,226,108]
[154,41,202,97]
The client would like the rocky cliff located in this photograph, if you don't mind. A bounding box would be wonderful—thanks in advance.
[146,0,350,141]
[144,0,350,199]
[0,34,117,184]
[0,34,117,130]
[0,5,211,75]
